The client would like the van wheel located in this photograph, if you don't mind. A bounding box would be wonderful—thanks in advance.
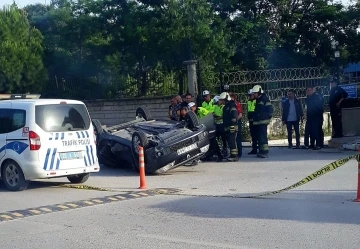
[2,160,29,191]
[67,173,90,184]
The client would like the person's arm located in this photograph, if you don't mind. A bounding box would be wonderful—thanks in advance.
[281,101,287,123]
[229,103,238,132]
[298,100,304,121]
[337,88,348,107]
[237,102,242,119]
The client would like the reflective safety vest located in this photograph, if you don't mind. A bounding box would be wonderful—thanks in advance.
[202,99,215,113]
[213,104,224,124]
[247,100,256,112]
[197,107,209,119]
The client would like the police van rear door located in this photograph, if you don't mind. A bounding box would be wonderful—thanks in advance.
[35,100,96,171]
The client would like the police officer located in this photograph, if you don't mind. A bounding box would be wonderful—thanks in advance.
[213,95,227,161]
[252,85,273,158]
[247,89,258,155]
[188,102,209,119]
[201,90,215,113]
[219,92,239,162]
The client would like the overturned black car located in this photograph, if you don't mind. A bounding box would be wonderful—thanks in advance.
[93,107,211,174]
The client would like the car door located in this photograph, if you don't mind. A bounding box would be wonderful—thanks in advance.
[0,103,13,161]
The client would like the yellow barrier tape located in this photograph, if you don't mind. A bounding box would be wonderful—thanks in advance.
[246,154,360,198]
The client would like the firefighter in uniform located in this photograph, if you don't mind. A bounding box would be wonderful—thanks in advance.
[252,85,273,158]
[247,89,258,155]
[201,90,215,113]
[213,95,227,161]
[188,102,209,118]
[219,92,239,162]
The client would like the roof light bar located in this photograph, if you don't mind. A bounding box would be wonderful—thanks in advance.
[0,94,41,100]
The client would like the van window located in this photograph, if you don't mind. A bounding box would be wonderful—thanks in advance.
[35,104,91,132]
[0,109,26,134]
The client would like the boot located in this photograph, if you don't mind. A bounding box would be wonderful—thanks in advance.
[248,150,257,155]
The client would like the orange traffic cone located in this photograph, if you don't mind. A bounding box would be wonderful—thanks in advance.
[138,146,147,189]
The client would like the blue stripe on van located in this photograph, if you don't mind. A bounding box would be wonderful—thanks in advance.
[49,148,57,170]
[55,133,59,140]
[84,155,88,166]
[56,158,60,170]
[85,131,89,138]
[86,146,91,166]
[76,132,80,139]
[61,133,64,140]
[81,131,85,138]
[43,148,51,170]
[90,145,95,165]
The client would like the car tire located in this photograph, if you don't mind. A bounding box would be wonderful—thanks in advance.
[132,131,149,155]
[185,111,200,129]
[136,106,152,121]
[67,173,90,184]
[131,131,149,170]
[92,119,103,143]
[1,160,29,191]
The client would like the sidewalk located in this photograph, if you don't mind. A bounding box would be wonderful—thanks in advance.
[242,136,332,147]
[328,136,360,151]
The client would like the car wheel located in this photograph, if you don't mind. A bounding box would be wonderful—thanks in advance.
[1,160,29,191]
[67,173,90,184]
[185,111,200,129]
[132,131,149,155]
[92,119,103,143]
[136,106,152,121]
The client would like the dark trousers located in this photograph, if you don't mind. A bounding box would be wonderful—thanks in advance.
[286,121,300,147]
[305,118,321,147]
[226,131,238,158]
[330,109,343,137]
[249,121,258,151]
[318,120,324,147]
[215,124,227,157]
[257,124,269,154]
[236,119,242,157]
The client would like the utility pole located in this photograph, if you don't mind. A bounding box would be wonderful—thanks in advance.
[331,40,340,84]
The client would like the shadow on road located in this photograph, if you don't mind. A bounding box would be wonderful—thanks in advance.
[150,190,360,225]
[0,180,68,192]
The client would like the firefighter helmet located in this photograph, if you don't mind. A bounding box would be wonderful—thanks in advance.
[252,85,264,93]
[219,92,231,101]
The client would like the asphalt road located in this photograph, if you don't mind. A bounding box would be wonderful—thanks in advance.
[0,147,360,249]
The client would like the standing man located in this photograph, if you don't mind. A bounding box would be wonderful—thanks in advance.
[171,95,183,121]
[282,89,304,149]
[252,85,273,158]
[313,87,325,147]
[247,89,258,155]
[169,97,176,120]
[202,90,215,113]
[181,93,193,108]
[229,92,243,158]
[304,86,323,150]
[219,92,239,162]
[329,81,348,138]
[213,96,226,161]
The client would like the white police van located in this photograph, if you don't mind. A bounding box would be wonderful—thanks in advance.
[0,94,100,191]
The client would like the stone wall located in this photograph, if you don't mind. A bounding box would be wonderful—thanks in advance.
[84,97,332,138]
[84,96,172,126]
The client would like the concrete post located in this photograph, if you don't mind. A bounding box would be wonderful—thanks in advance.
[183,60,198,98]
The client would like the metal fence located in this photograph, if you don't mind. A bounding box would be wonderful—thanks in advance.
[42,69,188,100]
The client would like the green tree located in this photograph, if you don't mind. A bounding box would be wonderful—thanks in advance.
[0,5,47,93]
